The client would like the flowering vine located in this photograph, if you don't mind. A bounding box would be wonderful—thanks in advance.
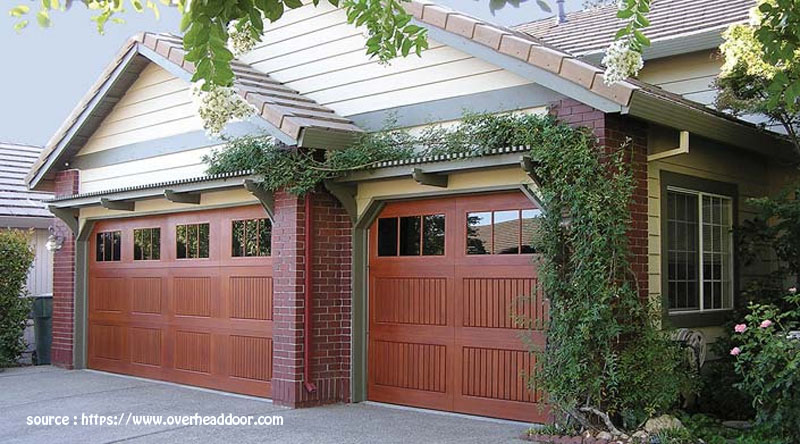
[602,0,651,85]
[192,82,256,136]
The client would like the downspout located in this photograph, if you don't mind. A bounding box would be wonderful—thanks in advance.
[304,192,317,393]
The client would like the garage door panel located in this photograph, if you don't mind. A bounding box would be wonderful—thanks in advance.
[369,192,547,422]
[88,205,273,398]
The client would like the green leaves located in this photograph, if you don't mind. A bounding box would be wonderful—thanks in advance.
[340,0,428,63]
[612,0,651,53]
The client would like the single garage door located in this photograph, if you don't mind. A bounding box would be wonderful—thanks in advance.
[368,192,548,422]
[88,205,273,397]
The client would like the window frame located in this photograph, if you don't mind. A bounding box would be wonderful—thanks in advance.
[376,213,447,258]
[231,217,272,258]
[465,208,543,256]
[175,222,211,260]
[133,227,161,261]
[95,230,122,262]
[660,171,738,328]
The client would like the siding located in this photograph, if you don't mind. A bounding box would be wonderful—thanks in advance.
[647,141,795,341]
[639,50,721,107]
[79,146,219,194]
[27,228,53,297]
[75,63,204,156]
[239,2,534,119]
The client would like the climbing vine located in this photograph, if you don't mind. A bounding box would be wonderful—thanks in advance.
[205,111,689,432]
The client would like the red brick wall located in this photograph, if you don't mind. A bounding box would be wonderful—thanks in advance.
[51,169,79,368]
[551,99,650,300]
[271,189,352,407]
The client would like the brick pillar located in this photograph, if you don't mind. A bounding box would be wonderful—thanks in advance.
[551,99,650,300]
[51,169,80,368]
[271,189,352,407]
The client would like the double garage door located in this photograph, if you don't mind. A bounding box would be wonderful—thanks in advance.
[368,192,549,422]
[88,205,273,397]
[87,192,546,420]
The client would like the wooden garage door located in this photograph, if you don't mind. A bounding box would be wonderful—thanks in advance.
[368,192,549,422]
[88,205,273,397]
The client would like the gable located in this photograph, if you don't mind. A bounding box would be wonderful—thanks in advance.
[238,2,567,130]
[76,63,204,157]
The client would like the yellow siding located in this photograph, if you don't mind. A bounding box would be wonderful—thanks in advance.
[79,188,258,228]
[355,167,535,217]
[647,140,796,342]
[639,50,721,107]
[76,63,203,156]
[240,2,534,118]
[79,146,220,194]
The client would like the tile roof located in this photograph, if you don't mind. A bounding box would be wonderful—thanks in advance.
[514,0,753,57]
[0,143,52,219]
[27,32,361,189]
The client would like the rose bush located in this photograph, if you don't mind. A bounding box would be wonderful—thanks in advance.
[730,289,800,441]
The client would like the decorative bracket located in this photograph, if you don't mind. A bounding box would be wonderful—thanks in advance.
[100,198,134,211]
[412,168,448,188]
[48,206,79,233]
[520,155,544,189]
[164,189,201,204]
[243,179,274,220]
[324,180,358,223]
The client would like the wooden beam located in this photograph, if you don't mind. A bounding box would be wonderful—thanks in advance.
[324,180,358,223]
[243,179,274,220]
[99,198,134,211]
[520,155,544,189]
[164,189,201,204]
[412,168,448,188]
[48,206,79,233]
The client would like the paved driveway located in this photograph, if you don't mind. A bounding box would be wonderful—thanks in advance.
[0,366,529,443]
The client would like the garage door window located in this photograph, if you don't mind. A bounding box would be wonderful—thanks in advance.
[134,228,161,261]
[232,218,272,257]
[96,231,121,262]
[467,209,542,255]
[377,214,445,257]
[176,223,210,259]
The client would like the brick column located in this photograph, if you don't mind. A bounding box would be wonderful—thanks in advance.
[551,99,650,300]
[51,169,80,368]
[271,189,352,407]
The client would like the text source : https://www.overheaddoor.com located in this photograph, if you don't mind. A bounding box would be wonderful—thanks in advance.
[26,413,284,427]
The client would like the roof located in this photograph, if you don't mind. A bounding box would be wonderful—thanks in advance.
[26,32,362,190]
[408,1,793,158]
[0,143,52,223]
[515,0,753,57]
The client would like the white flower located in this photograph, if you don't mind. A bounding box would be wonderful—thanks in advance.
[227,19,259,56]
[192,81,256,136]
[601,40,644,86]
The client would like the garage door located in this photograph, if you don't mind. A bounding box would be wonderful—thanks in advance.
[88,205,273,397]
[368,192,548,422]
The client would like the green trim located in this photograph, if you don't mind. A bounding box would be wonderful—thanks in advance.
[350,199,384,403]
[659,170,739,328]
[73,220,95,370]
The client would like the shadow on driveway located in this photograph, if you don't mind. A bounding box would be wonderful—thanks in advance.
[0,366,528,444]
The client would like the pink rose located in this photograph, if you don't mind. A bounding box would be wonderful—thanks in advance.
[790,287,797,294]
[760,320,773,329]
[734,324,747,333]
[730,347,741,356]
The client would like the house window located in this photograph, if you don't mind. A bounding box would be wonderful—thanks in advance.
[176,223,210,259]
[96,231,121,262]
[466,209,542,255]
[377,214,446,257]
[134,228,160,261]
[667,188,733,312]
[232,218,271,257]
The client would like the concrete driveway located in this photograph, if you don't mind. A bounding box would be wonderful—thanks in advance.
[0,366,529,444]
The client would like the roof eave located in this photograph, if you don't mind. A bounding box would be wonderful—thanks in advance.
[627,91,796,160]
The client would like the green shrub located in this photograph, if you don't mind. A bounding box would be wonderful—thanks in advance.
[729,290,800,442]
[0,229,35,367]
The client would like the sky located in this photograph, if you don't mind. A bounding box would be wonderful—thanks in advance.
[0,1,586,146]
